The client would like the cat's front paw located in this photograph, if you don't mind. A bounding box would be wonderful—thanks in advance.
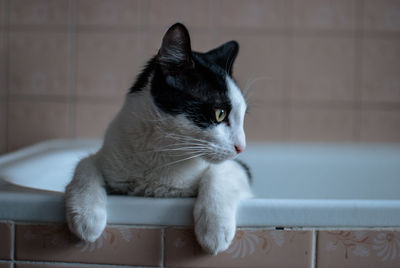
[66,205,106,242]
[194,206,236,255]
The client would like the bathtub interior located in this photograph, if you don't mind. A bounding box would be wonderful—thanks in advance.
[0,139,400,200]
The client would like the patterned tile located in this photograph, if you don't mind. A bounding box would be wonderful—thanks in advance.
[15,224,162,266]
[317,230,400,268]
[218,0,286,29]
[0,222,12,259]
[0,263,12,268]
[364,0,400,32]
[165,229,312,268]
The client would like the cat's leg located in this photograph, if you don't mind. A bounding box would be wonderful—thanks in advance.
[194,160,252,255]
[65,155,107,242]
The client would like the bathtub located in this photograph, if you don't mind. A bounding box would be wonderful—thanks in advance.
[1,139,399,227]
[1,140,400,267]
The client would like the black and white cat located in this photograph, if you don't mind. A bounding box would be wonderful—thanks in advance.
[65,23,252,255]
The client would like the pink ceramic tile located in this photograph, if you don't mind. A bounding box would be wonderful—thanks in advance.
[75,100,121,138]
[0,222,12,259]
[77,0,141,26]
[361,39,400,103]
[0,100,6,154]
[76,32,145,98]
[7,99,70,151]
[289,105,354,142]
[245,104,286,141]
[218,0,286,29]
[364,0,400,32]
[165,229,312,268]
[0,0,5,26]
[0,263,12,268]
[292,0,356,30]
[8,32,70,97]
[9,0,70,26]
[217,34,286,103]
[148,0,213,29]
[290,36,355,102]
[360,109,400,142]
[0,28,5,98]
[15,224,162,266]
[318,230,400,268]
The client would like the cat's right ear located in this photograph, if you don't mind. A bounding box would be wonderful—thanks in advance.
[157,23,193,68]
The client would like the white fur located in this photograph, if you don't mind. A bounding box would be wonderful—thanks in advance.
[65,74,252,254]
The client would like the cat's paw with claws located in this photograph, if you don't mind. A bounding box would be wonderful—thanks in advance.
[193,206,236,255]
[66,205,106,242]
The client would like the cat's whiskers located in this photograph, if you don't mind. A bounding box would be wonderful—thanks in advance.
[242,76,270,101]
[146,151,207,174]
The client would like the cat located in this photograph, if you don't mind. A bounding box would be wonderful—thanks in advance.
[65,23,252,255]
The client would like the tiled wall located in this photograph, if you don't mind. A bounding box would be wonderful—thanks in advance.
[1,222,400,268]
[1,0,400,154]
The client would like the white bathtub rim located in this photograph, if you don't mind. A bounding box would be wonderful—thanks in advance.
[1,191,400,228]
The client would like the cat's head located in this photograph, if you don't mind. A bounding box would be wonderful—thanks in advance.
[133,23,247,163]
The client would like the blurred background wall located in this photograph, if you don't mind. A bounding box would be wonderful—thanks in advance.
[0,0,399,154]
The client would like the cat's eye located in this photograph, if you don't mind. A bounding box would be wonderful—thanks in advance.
[215,109,226,123]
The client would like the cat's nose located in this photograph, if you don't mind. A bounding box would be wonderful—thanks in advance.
[234,145,245,154]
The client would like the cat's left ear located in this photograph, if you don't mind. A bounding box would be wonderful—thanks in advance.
[157,23,194,68]
[205,41,239,75]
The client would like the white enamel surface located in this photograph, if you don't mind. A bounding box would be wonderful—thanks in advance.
[0,140,100,192]
[1,139,400,227]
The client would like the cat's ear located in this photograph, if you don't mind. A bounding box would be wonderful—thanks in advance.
[205,41,239,75]
[158,23,193,68]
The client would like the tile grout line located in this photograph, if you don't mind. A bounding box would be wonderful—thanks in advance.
[67,0,77,139]
[282,0,293,141]
[4,0,9,153]
[11,221,15,263]
[160,228,165,267]
[311,229,318,268]
[353,0,364,143]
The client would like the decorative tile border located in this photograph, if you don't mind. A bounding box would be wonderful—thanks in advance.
[164,228,313,268]
[317,230,400,268]
[0,263,12,268]
[15,224,162,266]
[1,222,400,268]
[0,222,12,260]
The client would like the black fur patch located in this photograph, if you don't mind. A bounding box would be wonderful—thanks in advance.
[150,54,233,128]
[234,159,252,184]
[129,57,157,94]
[128,23,239,129]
